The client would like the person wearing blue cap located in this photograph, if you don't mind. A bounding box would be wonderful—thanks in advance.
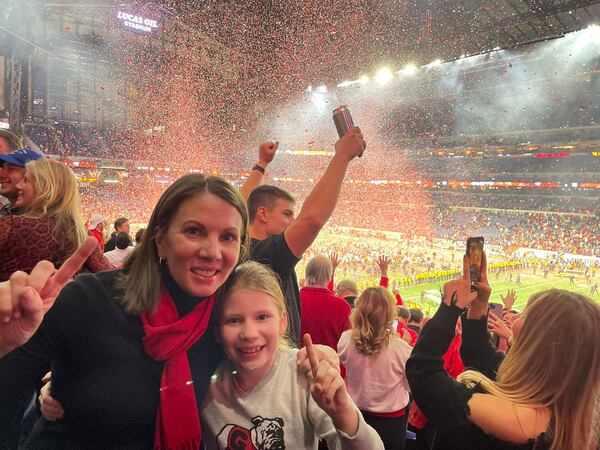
[0,148,44,216]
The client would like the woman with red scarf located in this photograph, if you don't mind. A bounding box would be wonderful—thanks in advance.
[0,174,249,449]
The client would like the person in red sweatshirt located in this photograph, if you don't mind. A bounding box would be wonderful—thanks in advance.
[300,255,351,351]
[397,306,418,346]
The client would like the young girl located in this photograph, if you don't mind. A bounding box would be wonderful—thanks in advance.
[337,287,413,450]
[201,261,384,450]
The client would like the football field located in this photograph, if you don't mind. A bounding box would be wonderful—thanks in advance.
[302,230,599,316]
[397,272,600,314]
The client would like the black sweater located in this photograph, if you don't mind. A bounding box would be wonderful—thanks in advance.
[406,303,549,450]
[0,270,223,449]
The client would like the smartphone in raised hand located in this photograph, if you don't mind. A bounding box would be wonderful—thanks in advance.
[466,236,484,291]
[488,302,503,319]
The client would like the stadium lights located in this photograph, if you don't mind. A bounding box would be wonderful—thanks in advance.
[338,75,369,88]
[584,24,600,42]
[374,67,393,85]
[399,64,417,75]
[311,92,327,112]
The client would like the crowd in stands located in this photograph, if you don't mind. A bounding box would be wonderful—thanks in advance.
[1,126,599,450]
[25,124,139,160]
[64,173,598,257]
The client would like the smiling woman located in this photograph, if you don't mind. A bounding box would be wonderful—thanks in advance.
[0,174,250,449]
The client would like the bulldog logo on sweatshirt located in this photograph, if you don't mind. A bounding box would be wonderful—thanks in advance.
[216,415,285,450]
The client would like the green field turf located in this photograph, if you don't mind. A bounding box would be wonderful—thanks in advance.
[395,272,600,314]
[301,231,599,316]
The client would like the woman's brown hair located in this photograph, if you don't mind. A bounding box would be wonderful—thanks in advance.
[116,174,249,314]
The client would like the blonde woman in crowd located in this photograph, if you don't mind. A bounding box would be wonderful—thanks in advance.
[0,158,110,281]
[407,253,600,450]
[338,286,412,450]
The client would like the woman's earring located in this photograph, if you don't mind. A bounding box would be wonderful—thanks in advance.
[159,257,166,266]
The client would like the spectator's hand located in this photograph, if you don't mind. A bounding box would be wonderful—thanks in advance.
[500,289,517,311]
[488,313,512,341]
[334,127,366,162]
[472,251,492,304]
[443,255,478,310]
[329,252,340,272]
[258,141,279,167]
[304,334,358,436]
[0,238,98,357]
[376,255,390,277]
[400,328,412,344]
[503,312,518,329]
[297,339,340,380]
[39,373,65,421]
[466,252,492,319]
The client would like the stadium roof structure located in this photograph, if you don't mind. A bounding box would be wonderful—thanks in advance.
[158,0,600,87]
[1,0,599,135]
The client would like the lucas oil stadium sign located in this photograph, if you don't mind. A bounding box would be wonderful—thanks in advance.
[117,11,159,33]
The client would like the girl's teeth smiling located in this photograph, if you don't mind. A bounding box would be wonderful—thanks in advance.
[239,346,265,354]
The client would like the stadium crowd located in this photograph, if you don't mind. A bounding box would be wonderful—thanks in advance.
[68,175,600,257]
[1,125,599,450]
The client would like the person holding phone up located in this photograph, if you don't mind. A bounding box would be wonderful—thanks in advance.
[406,252,600,450]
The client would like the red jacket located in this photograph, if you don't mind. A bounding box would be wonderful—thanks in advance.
[89,229,104,252]
[299,286,351,351]
[397,322,418,347]
[380,277,404,305]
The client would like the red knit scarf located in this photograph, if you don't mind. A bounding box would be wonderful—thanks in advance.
[141,288,215,450]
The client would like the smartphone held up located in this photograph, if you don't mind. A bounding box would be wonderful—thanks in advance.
[488,302,503,319]
[466,236,484,291]
[332,105,363,157]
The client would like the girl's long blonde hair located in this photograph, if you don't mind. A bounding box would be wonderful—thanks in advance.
[23,159,86,246]
[351,287,398,356]
[458,289,600,450]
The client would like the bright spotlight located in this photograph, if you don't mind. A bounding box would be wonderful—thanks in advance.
[317,85,327,93]
[432,59,442,66]
[374,67,393,85]
[311,93,327,113]
[359,75,369,84]
[399,64,417,75]
[337,80,353,88]
[584,24,600,42]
